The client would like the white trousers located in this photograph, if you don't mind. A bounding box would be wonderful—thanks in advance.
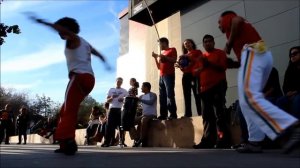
[238,47,298,141]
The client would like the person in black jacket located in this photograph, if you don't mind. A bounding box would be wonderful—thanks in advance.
[277,46,300,119]
[16,107,30,144]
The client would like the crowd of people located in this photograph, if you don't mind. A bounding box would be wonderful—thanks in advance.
[1,10,299,156]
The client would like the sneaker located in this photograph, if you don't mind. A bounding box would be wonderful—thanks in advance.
[236,142,263,153]
[17,142,21,145]
[283,127,300,154]
[64,139,78,155]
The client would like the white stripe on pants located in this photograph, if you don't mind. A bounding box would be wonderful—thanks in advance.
[238,47,298,141]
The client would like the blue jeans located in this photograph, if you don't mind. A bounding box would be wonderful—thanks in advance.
[159,74,177,118]
[277,93,300,119]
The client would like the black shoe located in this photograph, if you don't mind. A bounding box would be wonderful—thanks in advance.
[236,142,263,153]
[231,143,246,149]
[101,143,110,147]
[64,139,78,155]
[215,139,231,149]
[193,142,214,149]
[54,148,64,153]
[133,140,142,147]
[283,127,300,154]
[158,116,167,120]
[5,142,10,145]
[167,116,177,120]
[17,142,21,145]
[23,142,26,145]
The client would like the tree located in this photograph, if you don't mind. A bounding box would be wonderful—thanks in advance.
[30,94,59,117]
[0,1,21,45]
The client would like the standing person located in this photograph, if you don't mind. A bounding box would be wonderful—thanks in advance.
[132,82,157,147]
[32,16,109,155]
[193,34,229,149]
[152,37,177,120]
[16,107,30,145]
[101,77,128,147]
[177,39,202,117]
[218,11,299,153]
[128,78,139,97]
[277,46,300,119]
[0,104,14,145]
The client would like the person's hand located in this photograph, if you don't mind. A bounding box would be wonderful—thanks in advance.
[286,91,297,97]
[152,52,158,58]
[194,67,203,76]
[118,97,124,102]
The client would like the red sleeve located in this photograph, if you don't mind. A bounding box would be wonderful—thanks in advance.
[216,50,227,70]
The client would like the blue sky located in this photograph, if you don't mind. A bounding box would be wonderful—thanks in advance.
[1,0,128,104]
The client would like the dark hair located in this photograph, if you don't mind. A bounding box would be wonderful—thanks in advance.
[116,77,123,81]
[159,37,169,45]
[142,82,151,90]
[182,39,197,54]
[55,17,80,34]
[202,34,214,42]
[221,11,237,17]
[289,46,300,57]
[134,81,139,88]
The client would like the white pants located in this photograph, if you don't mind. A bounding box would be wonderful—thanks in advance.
[238,47,298,141]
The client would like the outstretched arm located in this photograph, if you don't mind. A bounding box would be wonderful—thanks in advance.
[90,45,106,62]
[33,17,77,41]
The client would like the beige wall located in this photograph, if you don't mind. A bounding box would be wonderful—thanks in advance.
[181,0,300,107]
[119,0,300,116]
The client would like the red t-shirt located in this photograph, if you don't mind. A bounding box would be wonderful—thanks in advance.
[181,49,202,74]
[160,47,177,76]
[225,18,261,61]
[199,49,227,92]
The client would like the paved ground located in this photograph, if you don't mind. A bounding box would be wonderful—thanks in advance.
[0,144,299,168]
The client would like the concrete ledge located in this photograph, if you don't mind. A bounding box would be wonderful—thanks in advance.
[10,116,240,148]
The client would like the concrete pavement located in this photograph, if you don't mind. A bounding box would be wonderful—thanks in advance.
[1,144,299,168]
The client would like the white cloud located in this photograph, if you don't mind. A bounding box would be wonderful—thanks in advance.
[1,44,65,73]
[2,80,43,90]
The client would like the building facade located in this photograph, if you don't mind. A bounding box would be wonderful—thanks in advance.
[118,0,300,117]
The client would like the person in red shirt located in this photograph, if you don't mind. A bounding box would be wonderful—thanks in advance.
[152,37,177,120]
[219,11,299,153]
[176,39,202,117]
[193,34,229,149]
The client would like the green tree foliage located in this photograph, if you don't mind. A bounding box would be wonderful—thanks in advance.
[0,23,21,45]
[0,1,21,45]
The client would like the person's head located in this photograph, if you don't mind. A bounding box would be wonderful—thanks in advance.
[141,82,151,93]
[130,78,137,87]
[116,77,123,88]
[19,106,27,115]
[182,39,197,54]
[203,34,215,52]
[5,104,12,111]
[159,37,169,50]
[218,11,237,33]
[92,106,100,114]
[289,46,300,64]
[55,17,80,40]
